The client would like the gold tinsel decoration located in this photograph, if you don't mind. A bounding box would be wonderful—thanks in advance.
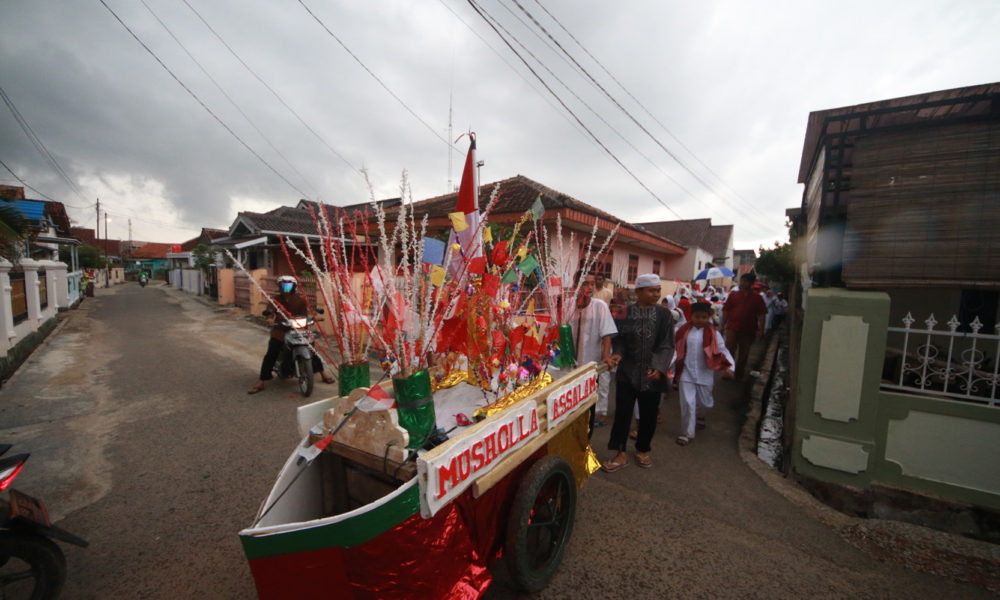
[431,369,469,392]
[473,372,553,419]
[546,413,602,487]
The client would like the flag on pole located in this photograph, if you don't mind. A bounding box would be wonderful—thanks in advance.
[355,383,395,412]
[447,135,482,279]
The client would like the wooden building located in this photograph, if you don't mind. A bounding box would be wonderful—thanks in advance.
[797,83,1000,329]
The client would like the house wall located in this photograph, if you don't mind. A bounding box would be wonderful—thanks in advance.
[792,288,1000,511]
[601,241,682,288]
[661,246,713,283]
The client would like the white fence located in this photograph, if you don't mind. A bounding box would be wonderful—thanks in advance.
[0,259,70,355]
[882,312,1000,406]
[170,268,203,295]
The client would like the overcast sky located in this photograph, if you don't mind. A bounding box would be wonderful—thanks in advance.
[1,1,997,250]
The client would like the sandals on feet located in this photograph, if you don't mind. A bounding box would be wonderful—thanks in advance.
[676,435,690,446]
[602,457,628,472]
[247,383,265,395]
[696,418,706,430]
[636,453,652,468]
[628,430,638,440]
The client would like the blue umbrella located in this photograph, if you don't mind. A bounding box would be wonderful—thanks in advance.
[695,266,735,281]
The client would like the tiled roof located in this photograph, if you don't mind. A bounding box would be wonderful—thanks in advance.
[180,228,230,251]
[130,242,174,259]
[70,227,96,245]
[703,224,733,258]
[236,206,321,236]
[399,174,683,246]
[636,219,733,259]
[637,219,712,248]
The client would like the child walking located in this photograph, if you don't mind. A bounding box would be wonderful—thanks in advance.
[673,302,735,446]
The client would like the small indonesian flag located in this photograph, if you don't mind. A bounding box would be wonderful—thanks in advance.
[355,384,395,413]
[297,433,334,463]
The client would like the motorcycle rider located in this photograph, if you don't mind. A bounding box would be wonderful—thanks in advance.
[247,275,335,394]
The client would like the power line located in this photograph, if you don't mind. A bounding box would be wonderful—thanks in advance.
[0,158,61,203]
[489,0,705,205]
[435,0,591,143]
[525,0,774,228]
[0,85,88,203]
[178,0,362,178]
[297,0,462,157]
[466,0,683,219]
[139,0,321,198]
[98,0,312,200]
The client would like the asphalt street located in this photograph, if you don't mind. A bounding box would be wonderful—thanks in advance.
[0,283,992,599]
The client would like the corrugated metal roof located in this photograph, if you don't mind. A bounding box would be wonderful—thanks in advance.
[797,82,1000,184]
[6,199,45,221]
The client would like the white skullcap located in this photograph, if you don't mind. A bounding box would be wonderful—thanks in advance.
[635,273,660,289]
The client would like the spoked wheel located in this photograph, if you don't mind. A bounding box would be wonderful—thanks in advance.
[296,356,314,397]
[0,533,66,600]
[504,455,577,593]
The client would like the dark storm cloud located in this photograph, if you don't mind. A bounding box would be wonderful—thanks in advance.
[1,0,998,245]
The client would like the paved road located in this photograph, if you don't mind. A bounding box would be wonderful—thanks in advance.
[0,284,992,599]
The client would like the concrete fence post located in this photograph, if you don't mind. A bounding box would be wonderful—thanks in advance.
[792,288,890,489]
[47,261,69,309]
[20,259,42,326]
[0,259,15,350]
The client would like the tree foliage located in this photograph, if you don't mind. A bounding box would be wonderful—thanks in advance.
[192,243,216,269]
[754,241,795,283]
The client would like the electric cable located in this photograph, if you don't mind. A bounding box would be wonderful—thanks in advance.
[487,1,704,205]
[178,0,362,177]
[435,0,590,142]
[296,0,462,157]
[0,158,62,203]
[0,85,88,203]
[139,0,321,198]
[466,0,683,219]
[98,0,312,200]
[524,0,774,228]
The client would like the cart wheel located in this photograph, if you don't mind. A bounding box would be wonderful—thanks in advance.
[504,455,576,593]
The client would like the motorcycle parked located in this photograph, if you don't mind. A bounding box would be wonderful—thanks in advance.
[0,444,88,599]
[265,309,323,397]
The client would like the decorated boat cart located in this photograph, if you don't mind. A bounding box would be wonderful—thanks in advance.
[239,362,602,599]
[231,135,622,599]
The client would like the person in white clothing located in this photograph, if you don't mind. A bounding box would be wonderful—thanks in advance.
[672,302,735,445]
[763,289,778,333]
[573,272,618,435]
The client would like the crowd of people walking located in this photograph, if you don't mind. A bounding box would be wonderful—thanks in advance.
[571,269,783,472]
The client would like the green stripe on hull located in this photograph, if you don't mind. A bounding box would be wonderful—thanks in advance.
[241,482,420,561]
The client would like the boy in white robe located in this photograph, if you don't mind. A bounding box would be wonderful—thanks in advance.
[672,302,735,445]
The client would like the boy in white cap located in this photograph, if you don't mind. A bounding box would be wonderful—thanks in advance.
[603,273,674,471]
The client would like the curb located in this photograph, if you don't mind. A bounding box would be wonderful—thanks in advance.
[737,333,1000,593]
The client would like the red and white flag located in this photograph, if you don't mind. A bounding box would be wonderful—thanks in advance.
[297,433,334,463]
[447,135,482,278]
[355,383,395,413]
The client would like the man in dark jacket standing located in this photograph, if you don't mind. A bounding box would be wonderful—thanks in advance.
[603,273,675,471]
